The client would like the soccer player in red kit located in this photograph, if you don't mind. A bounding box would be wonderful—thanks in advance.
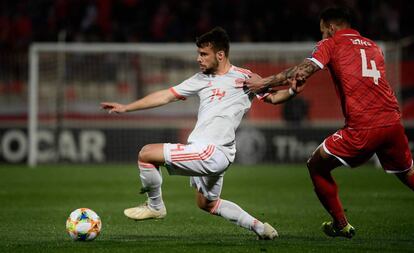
[246,7,414,238]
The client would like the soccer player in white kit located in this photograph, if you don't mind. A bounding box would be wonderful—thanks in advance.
[101,27,299,240]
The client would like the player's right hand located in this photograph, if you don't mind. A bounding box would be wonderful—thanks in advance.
[288,78,306,94]
[100,102,127,114]
[245,73,267,93]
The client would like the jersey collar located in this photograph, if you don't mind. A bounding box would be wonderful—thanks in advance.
[335,28,360,38]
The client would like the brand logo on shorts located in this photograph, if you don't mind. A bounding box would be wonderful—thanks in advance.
[333,131,343,141]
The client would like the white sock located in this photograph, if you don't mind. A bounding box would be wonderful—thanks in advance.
[211,199,264,235]
[138,162,164,210]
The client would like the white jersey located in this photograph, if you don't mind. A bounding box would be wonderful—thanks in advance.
[170,65,263,162]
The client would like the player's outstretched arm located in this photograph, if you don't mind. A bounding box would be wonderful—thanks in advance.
[246,59,320,93]
[245,70,293,93]
[263,89,294,105]
[101,88,179,114]
[263,81,306,105]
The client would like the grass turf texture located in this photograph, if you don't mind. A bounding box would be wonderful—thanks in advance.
[0,164,413,253]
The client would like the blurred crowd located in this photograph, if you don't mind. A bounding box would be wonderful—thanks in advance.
[0,0,412,51]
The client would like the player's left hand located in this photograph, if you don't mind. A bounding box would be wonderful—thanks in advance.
[100,102,127,114]
[245,73,266,93]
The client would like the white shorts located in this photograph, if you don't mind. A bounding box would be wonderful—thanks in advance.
[163,143,230,200]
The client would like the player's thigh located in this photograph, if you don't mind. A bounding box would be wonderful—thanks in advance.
[163,143,229,176]
[376,124,413,173]
[322,128,374,167]
[307,144,342,171]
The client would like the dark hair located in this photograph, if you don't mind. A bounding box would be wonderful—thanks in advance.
[320,7,354,27]
[196,27,230,57]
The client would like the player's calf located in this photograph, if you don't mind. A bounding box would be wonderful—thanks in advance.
[196,193,217,212]
[204,197,278,240]
[395,167,414,191]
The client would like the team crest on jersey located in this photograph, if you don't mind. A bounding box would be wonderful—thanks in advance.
[210,88,226,101]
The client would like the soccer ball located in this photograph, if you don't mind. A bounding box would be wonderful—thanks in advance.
[66,208,102,241]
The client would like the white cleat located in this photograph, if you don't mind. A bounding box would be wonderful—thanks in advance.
[258,222,278,240]
[124,202,167,220]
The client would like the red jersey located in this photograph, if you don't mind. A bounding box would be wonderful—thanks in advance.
[309,28,401,129]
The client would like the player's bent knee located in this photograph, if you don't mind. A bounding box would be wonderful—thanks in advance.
[138,145,152,163]
[197,202,211,212]
[196,197,208,211]
[307,155,317,172]
[196,196,217,213]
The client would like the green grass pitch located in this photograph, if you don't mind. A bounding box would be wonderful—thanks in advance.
[0,164,413,253]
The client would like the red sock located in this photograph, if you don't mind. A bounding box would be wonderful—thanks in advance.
[309,167,348,229]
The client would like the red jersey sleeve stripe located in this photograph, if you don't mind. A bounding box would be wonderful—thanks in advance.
[169,87,186,100]
[308,57,324,69]
[233,66,252,75]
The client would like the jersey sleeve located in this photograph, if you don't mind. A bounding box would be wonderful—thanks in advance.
[233,66,267,100]
[307,38,335,69]
[169,74,203,100]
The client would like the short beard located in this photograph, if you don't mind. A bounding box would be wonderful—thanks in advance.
[202,58,219,75]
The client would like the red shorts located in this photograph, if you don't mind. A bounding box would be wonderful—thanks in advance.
[323,123,413,173]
